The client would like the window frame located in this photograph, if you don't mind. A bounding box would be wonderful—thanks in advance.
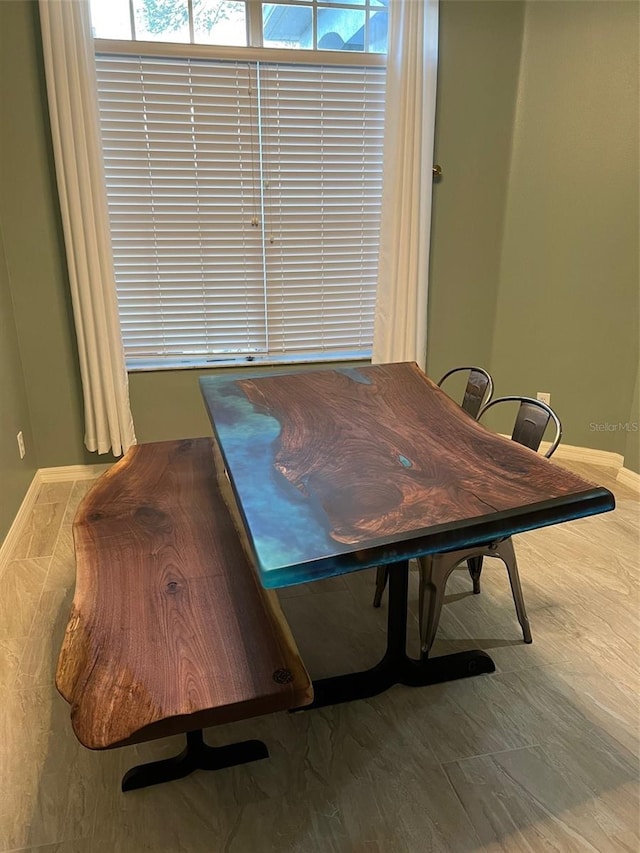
[94,38,386,69]
[92,3,386,372]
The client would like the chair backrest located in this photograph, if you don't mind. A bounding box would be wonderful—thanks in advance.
[478,396,562,458]
[437,366,494,419]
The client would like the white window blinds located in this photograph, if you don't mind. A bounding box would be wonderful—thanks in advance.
[95,54,385,368]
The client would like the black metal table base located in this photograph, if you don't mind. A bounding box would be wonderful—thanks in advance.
[121,561,493,789]
[300,559,495,711]
[121,729,268,792]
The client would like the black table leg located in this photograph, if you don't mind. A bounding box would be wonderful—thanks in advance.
[121,729,268,792]
[300,560,494,711]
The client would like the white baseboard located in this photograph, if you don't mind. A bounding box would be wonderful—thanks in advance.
[0,470,43,574]
[617,466,640,492]
[38,463,112,482]
[539,440,638,491]
[499,435,624,468]
[546,442,624,469]
[0,463,111,574]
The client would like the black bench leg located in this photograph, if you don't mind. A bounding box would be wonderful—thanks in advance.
[121,729,269,792]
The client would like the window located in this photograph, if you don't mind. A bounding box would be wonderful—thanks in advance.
[90,0,387,368]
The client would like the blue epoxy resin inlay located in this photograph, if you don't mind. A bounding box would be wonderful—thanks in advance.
[398,454,412,468]
[200,374,342,584]
[339,366,373,385]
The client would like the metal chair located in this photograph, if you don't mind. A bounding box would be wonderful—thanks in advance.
[418,396,562,655]
[372,366,494,609]
[437,366,494,419]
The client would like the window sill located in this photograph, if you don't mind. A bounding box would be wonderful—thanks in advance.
[126,352,372,374]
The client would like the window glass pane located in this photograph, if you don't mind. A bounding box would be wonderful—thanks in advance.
[317,7,364,51]
[262,4,313,50]
[369,9,388,53]
[318,0,366,5]
[193,0,247,45]
[132,0,190,43]
[89,0,132,39]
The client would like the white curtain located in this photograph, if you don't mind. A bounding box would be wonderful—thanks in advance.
[372,0,439,368]
[39,0,136,456]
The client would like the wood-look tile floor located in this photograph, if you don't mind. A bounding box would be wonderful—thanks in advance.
[0,463,638,852]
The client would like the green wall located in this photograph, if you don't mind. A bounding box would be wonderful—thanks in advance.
[426,0,525,381]
[490,0,639,457]
[624,368,639,474]
[0,0,96,474]
[0,224,37,540]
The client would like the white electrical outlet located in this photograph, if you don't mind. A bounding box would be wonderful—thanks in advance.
[537,392,551,406]
[17,431,26,459]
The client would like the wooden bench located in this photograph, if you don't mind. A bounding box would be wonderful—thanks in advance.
[56,438,313,790]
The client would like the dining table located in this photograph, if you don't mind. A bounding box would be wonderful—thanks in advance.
[200,361,615,709]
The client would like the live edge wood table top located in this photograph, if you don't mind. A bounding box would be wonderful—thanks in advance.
[201,362,615,707]
[200,362,614,590]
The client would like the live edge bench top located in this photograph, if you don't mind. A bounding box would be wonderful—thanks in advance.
[56,438,313,751]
